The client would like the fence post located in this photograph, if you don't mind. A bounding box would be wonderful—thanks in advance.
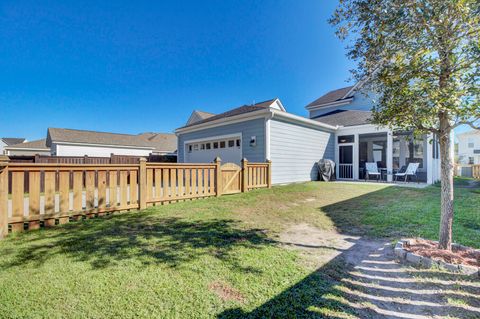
[139,158,147,209]
[215,157,222,197]
[0,156,9,238]
[267,160,272,188]
[241,158,248,192]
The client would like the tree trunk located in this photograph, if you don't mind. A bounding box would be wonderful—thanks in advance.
[438,118,454,250]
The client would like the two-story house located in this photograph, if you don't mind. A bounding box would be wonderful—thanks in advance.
[456,130,480,165]
[176,84,442,184]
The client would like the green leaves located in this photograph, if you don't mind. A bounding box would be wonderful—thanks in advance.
[331,0,480,133]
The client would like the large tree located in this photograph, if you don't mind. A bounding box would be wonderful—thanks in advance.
[330,0,480,250]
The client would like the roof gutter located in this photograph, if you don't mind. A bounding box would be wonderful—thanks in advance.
[175,108,272,134]
[175,108,339,135]
[270,109,338,131]
[4,147,51,151]
[50,140,155,150]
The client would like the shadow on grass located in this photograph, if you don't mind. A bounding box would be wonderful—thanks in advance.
[218,183,480,318]
[218,237,480,319]
[1,210,273,271]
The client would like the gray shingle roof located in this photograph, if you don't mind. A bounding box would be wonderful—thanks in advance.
[186,110,217,125]
[1,138,26,145]
[137,133,177,153]
[194,110,216,120]
[47,128,177,153]
[312,110,372,127]
[181,98,277,128]
[306,86,354,108]
[6,139,50,150]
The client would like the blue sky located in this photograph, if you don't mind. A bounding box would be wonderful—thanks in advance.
[0,0,356,140]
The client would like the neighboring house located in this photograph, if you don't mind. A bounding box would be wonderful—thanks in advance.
[456,130,480,165]
[4,139,51,156]
[46,128,177,157]
[5,128,177,158]
[176,85,443,185]
[0,137,26,154]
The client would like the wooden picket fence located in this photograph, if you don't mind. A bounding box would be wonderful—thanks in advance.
[473,165,480,179]
[0,157,271,237]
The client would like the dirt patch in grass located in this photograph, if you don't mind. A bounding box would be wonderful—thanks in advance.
[405,238,480,267]
[208,281,245,303]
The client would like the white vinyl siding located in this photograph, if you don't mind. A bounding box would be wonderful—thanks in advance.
[53,143,152,157]
[270,119,334,184]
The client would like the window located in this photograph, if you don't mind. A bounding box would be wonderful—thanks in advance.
[468,138,475,148]
[338,135,354,144]
[193,144,199,151]
[228,140,234,148]
[392,132,425,169]
[205,143,211,150]
[469,157,475,164]
[200,144,205,150]
[236,139,241,147]
[188,145,192,153]
[220,141,226,148]
[213,142,218,149]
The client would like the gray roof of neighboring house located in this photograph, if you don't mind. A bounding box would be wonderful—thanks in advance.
[6,138,50,150]
[1,138,26,145]
[306,86,354,108]
[137,132,178,153]
[181,98,277,128]
[47,128,177,153]
[312,110,372,127]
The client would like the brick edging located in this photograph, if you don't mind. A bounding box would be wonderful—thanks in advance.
[394,239,479,276]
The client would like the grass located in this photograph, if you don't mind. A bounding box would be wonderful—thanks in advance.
[0,179,478,318]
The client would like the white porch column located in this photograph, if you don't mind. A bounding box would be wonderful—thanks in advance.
[427,133,433,184]
[399,136,407,167]
[353,133,359,180]
[335,134,339,180]
[387,131,393,182]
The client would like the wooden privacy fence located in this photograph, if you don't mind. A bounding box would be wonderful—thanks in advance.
[0,157,271,237]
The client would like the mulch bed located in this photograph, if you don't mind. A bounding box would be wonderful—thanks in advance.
[404,238,480,267]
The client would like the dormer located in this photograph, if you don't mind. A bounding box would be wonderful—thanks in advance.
[186,110,216,126]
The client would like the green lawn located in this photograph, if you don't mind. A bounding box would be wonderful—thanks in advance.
[0,180,478,318]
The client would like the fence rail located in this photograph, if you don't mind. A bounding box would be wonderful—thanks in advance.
[0,157,271,237]
[8,154,177,164]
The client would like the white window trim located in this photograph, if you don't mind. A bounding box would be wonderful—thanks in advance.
[184,133,242,145]
[184,133,242,155]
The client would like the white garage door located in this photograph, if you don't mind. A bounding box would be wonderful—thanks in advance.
[185,137,242,164]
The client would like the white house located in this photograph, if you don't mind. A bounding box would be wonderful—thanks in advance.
[46,128,177,157]
[176,83,443,185]
[5,128,177,158]
[456,130,480,165]
[3,139,50,156]
[0,138,26,155]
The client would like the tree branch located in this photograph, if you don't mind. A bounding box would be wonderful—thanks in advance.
[451,118,480,130]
